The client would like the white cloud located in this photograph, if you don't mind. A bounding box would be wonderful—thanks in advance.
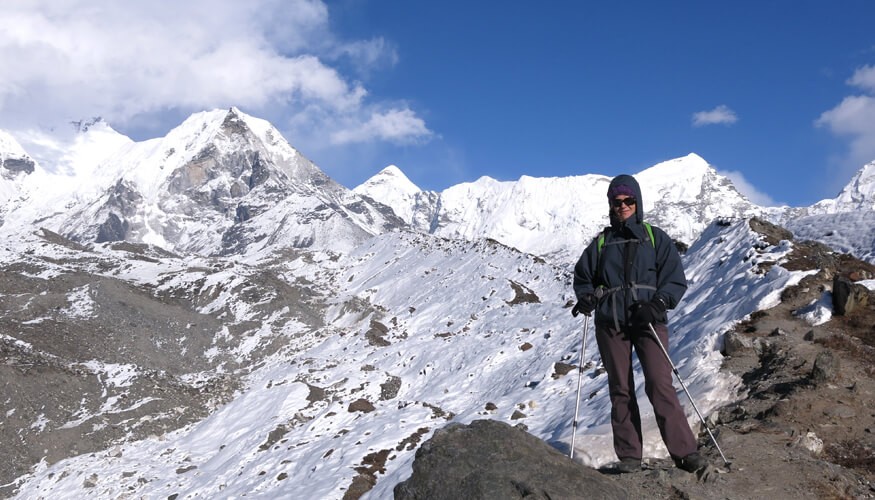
[847,64,875,93]
[0,0,430,146]
[691,105,738,127]
[718,169,779,207]
[816,65,875,174]
[330,108,434,145]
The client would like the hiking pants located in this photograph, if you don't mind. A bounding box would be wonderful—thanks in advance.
[594,322,697,461]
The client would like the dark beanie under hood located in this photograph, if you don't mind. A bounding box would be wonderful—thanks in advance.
[607,174,644,224]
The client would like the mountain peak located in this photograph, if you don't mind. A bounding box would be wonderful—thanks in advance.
[833,159,875,209]
[353,165,422,195]
[354,165,425,224]
[641,153,710,177]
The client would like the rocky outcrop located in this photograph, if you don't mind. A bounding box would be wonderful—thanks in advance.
[832,275,871,315]
[394,419,628,500]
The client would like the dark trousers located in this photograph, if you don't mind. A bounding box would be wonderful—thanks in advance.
[595,322,697,460]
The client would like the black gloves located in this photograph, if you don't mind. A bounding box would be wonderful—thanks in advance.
[630,297,667,325]
[572,293,598,317]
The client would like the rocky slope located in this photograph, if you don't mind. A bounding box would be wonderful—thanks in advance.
[0,228,332,497]
[397,219,875,500]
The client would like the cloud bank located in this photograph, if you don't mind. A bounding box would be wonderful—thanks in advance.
[0,0,432,147]
[692,105,738,127]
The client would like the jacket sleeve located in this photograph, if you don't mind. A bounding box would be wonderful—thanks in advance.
[573,237,600,299]
[652,226,687,309]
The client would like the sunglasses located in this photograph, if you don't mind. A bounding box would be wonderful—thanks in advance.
[612,197,637,208]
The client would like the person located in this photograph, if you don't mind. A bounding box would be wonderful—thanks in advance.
[571,174,708,473]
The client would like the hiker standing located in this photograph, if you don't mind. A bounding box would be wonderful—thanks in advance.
[571,174,707,473]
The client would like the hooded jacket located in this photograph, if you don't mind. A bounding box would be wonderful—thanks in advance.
[573,174,687,329]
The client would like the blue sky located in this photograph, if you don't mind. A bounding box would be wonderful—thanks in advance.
[3,1,875,206]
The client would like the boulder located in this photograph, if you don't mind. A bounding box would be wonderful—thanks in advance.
[394,419,627,500]
[832,275,869,315]
[810,350,840,384]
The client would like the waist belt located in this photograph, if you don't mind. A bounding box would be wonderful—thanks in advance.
[595,283,657,331]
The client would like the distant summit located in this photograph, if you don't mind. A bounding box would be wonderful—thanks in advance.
[829,160,875,211]
[353,165,423,224]
[355,153,759,261]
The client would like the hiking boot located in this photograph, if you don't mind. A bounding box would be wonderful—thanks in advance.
[675,452,708,472]
[614,457,641,473]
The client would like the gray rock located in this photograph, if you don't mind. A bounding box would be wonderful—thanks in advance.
[394,419,628,500]
[2,157,35,176]
[810,350,840,384]
[95,213,129,243]
[721,331,752,356]
[832,275,869,315]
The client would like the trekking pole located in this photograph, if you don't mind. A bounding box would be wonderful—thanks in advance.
[647,323,730,466]
[569,315,590,459]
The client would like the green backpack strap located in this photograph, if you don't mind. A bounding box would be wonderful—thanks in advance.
[643,221,655,248]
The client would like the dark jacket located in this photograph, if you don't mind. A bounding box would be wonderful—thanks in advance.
[573,175,687,328]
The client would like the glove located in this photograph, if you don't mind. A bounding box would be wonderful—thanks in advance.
[630,297,667,325]
[572,293,598,317]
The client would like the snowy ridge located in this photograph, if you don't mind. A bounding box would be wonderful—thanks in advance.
[356,154,763,262]
[0,120,136,237]
[784,210,875,263]
[11,218,818,498]
[810,160,875,213]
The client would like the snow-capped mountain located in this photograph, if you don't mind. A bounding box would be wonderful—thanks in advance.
[1,108,403,256]
[809,160,875,213]
[352,165,421,222]
[353,165,440,232]
[355,154,763,261]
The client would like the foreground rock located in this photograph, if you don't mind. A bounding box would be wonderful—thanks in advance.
[394,419,628,500]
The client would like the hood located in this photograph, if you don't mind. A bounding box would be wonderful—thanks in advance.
[607,174,643,224]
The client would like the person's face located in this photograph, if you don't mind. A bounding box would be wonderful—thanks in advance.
[612,195,636,221]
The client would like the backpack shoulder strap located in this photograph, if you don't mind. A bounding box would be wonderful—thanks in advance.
[643,221,655,248]
[595,227,610,287]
